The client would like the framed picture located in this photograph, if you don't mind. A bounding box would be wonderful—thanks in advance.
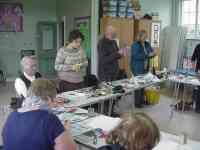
[154,24,159,31]
[151,22,161,48]
[0,3,23,32]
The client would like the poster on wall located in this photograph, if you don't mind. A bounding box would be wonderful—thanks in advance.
[151,22,161,48]
[0,3,23,32]
[74,16,91,58]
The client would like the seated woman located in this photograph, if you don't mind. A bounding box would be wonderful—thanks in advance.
[2,79,76,150]
[99,112,160,150]
[55,29,88,92]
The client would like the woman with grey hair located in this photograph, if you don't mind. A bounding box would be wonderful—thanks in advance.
[3,78,76,150]
[15,55,41,98]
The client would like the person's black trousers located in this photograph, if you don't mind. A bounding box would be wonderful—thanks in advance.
[192,86,200,113]
[134,88,145,108]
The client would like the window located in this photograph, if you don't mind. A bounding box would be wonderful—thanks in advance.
[181,0,200,38]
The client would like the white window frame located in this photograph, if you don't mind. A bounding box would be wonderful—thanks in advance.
[181,0,200,39]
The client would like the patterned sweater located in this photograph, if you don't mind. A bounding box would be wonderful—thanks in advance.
[55,47,88,83]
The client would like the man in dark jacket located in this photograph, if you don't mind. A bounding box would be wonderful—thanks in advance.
[192,43,200,113]
[98,25,122,82]
[192,43,200,72]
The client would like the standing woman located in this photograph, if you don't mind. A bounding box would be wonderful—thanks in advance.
[55,29,88,92]
[130,30,155,107]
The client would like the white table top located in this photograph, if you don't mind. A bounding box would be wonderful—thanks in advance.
[59,109,198,150]
[57,75,164,108]
[168,75,200,86]
[57,108,200,150]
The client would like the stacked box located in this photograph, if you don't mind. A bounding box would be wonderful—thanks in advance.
[118,0,128,18]
[126,1,134,18]
[102,0,135,18]
[102,0,118,17]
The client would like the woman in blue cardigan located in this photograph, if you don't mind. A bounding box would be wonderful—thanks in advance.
[131,30,155,75]
[130,30,155,107]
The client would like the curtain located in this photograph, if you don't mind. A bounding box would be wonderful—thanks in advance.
[171,0,182,26]
[160,26,186,70]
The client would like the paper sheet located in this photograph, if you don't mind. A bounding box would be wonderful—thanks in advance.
[86,115,121,132]
[153,140,179,150]
[153,140,192,150]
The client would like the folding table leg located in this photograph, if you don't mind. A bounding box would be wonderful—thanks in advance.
[108,98,114,116]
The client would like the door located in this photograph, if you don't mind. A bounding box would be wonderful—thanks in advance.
[37,22,57,77]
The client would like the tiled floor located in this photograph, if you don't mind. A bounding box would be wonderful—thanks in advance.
[134,95,200,141]
[0,82,200,145]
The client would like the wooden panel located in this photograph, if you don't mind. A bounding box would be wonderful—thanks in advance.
[100,17,134,78]
[100,17,134,47]
[134,19,152,41]
[119,18,134,46]
[119,18,134,78]
[100,17,121,38]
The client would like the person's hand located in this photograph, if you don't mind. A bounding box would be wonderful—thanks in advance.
[72,63,82,72]
[149,52,156,57]
[119,46,130,56]
[54,97,65,107]
[49,97,65,108]
[64,120,71,130]
[118,48,124,56]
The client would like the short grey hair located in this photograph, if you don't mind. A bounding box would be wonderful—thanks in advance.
[20,55,37,70]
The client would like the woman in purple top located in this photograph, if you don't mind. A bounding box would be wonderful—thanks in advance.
[2,79,76,150]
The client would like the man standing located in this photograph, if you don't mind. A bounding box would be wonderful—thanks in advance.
[15,55,41,98]
[98,25,122,81]
[192,43,200,113]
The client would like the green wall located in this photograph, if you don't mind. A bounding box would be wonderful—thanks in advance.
[56,0,91,39]
[0,0,57,79]
[140,0,172,28]
[0,0,172,79]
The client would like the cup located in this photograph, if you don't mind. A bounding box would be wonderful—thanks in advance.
[179,132,188,145]
[88,107,95,117]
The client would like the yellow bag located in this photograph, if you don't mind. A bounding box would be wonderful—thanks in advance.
[145,86,160,105]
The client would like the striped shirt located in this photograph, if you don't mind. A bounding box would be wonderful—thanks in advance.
[55,47,88,83]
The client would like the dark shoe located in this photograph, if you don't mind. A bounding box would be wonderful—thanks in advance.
[135,104,143,108]
[195,109,200,113]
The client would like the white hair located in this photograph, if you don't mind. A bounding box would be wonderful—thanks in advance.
[20,55,37,70]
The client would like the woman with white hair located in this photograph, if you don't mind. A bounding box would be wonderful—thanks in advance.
[14,55,41,98]
[3,79,76,150]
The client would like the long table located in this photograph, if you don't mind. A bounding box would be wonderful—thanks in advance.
[168,74,200,112]
[56,107,200,150]
[58,75,165,115]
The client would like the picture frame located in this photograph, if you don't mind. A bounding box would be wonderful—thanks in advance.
[0,2,23,32]
[151,22,161,48]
